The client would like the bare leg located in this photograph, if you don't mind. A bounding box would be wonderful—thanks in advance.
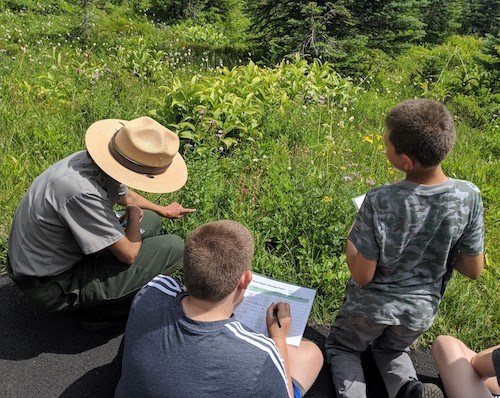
[432,335,493,398]
[287,338,324,393]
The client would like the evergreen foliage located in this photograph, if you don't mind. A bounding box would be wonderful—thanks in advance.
[349,0,425,52]
[474,34,500,93]
[133,0,239,24]
[420,0,462,44]
[459,0,500,36]
[245,0,355,63]
[245,0,428,75]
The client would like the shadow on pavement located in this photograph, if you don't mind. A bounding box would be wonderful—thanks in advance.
[0,277,123,361]
[59,339,124,398]
[0,276,125,398]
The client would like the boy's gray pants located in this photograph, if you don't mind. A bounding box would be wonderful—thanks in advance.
[325,313,424,398]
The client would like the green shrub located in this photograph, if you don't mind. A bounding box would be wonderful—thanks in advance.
[153,55,358,151]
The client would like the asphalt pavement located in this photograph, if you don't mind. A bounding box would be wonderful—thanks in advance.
[0,275,444,398]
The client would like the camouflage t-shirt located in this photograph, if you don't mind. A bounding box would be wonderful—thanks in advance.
[343,178,484,331]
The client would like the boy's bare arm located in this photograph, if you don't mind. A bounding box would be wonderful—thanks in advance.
[267,303,293,398]
[346,239,377,286]
[455,252,484,279]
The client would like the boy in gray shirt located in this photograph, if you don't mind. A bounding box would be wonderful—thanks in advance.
[325,99,484,398]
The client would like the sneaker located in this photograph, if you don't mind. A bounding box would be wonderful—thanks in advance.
[398,380,444,398]
[408,383,444,398]
[418,383,444,398]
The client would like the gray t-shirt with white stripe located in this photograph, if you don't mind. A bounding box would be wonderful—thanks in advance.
[115,275,290,398]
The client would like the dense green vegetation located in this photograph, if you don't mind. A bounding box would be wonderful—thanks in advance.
[0,1,498,350]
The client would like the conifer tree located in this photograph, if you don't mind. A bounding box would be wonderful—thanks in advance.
[349,0,425,52]
[459,0,500,35]
[421,0,462,43]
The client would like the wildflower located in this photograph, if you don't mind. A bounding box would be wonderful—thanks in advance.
[252,158,259,162]
[348,116,354,122]
[287,166,292,170]
[362,135,373,144]
[337,121,345,128]
[343,176,352,181]
[321,196,333,203]
[366,178,375,186]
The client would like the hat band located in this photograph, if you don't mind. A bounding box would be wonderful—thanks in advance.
[109,132,171,177]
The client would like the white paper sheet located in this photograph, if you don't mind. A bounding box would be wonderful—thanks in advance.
[352,194,366,210]
[233,273,316,346]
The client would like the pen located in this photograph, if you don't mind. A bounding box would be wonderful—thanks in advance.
[273,307,281,328]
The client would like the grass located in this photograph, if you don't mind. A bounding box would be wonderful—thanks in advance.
[0,3,498,350]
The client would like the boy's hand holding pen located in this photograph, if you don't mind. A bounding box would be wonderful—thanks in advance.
[266,302,291,339]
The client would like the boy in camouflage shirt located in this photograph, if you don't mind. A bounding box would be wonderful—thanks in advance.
[325,99,484,398]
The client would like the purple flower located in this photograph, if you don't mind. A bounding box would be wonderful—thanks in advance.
[366,178,375,185]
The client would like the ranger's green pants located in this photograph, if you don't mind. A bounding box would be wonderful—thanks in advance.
[8,210,183,318]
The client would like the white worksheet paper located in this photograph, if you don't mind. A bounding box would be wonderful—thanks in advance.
[352,194,366,210]
[233,273,316,346]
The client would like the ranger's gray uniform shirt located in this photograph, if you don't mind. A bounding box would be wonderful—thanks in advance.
[115,275,290,398]
[344,179,484,331]
[8,150,128,278]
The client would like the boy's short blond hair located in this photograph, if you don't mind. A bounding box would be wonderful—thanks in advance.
[183,220,254,302]
[386,99,456,167]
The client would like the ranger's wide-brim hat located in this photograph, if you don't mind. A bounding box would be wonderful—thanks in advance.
[85,116,188,193]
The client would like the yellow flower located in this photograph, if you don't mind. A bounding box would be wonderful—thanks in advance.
[362,135,373,144]
[321,196,333,203]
